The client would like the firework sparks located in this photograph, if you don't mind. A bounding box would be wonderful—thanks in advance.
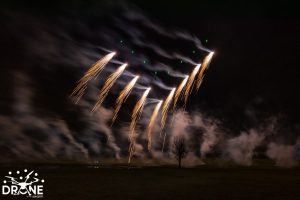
[161,88,176,131]
[70,52,116,103]
[92,63,127,112]
[160,88,176,152]
[183,64,201,107]
[128,87,151,163]
[147,100,163,151]
[111,75,139,125]
[195,52,214,91]
[173,75,189,111]
[130,87,151,132]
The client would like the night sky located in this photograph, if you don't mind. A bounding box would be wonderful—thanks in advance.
[0,0,299,162]
[132,0,300,129]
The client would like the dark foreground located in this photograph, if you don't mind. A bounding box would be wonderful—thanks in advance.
[1,164,300,200]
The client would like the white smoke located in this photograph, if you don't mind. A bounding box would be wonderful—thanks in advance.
[193,113,220,158]
[0,70,123,162]
[0,73,89,162]
[266,142,297,168]
[225,130,264,166]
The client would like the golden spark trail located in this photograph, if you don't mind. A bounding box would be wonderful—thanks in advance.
[173,75,189,111]
[111,76,139,125]
[160,88,175,153]
[183,64,201,107]
[130,87,151,132]
[70,52,116,104]
[147,100,163,151]
[161,88,176,131]
[92,63,127,112]
[195,52,214,91]
[128,87,151,163]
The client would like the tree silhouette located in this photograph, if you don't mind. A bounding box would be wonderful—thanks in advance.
[173,136,188,168]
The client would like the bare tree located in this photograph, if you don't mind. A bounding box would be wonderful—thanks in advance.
[172,136,188,168]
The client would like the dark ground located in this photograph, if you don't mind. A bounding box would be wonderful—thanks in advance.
[1,164,300,200]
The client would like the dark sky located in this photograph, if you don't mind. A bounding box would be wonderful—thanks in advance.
[1,0,299,131]
[131,0,300,127]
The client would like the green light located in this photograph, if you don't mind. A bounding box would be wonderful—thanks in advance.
[120,40,123,43]
[205,39,208,43]
[131,50,135,54]
[192,50,196,54]
[143,60,146,64]
[155,71,157,75]
[180,60,183,63]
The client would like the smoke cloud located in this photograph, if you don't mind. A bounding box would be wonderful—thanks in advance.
[225,130,265,166]
[266,142,297,168]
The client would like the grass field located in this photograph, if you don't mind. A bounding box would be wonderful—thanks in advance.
[1,160,300,200]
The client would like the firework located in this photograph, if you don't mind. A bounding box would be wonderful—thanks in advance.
[70,52,115,103]
[130,87,151,132]
[92,63,127,112]
[195,52,214,91]
[160,88,176,153]
[128,87,151,163]
[111,76,139,125]
[173,75,189,111]
[183,64,201,107]
[147,100,163,151]
[161,88,176,132]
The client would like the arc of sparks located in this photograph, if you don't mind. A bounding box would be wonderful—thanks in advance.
[183,64,201,107]
[111,75,139,125]
[128,87,151,163]
[92,63,127,112]
[70,52,116,104]
[161,88,176,132]
[173,75,189,112]
[195,52,214,91]
[147,100,163,151]
[160,88,176,152]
